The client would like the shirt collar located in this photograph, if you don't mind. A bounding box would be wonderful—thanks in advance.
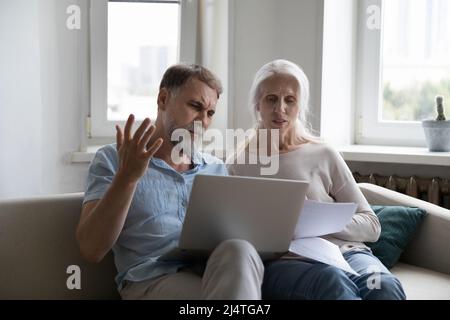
[150,151,207,170]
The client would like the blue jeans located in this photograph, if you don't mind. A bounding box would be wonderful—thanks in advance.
[262,249,406,300]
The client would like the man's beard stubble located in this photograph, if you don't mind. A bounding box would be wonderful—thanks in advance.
[167,120,203,158]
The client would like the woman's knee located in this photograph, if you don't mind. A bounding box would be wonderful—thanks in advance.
[363,273,406,300]
[295,264,360,300]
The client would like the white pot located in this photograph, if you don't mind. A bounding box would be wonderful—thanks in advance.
[422,120,450,152]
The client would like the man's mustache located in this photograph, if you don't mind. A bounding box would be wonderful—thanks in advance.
[179,122,203,135]
[169,122,204,146]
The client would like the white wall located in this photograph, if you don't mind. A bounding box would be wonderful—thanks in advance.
[0,0,90,199]
[199,0,229,134]
[0,0,44,198]
[321,0,357,145]
[229,0,324,132]
[38,0,90,195]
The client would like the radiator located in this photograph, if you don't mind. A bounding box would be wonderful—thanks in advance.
[353,173,450,209]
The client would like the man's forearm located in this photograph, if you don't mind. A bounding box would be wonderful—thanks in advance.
[77,173,137,262]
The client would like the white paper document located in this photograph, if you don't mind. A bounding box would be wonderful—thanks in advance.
[294,200,357,239]
[289,237,359,276]
[288,200,360,275]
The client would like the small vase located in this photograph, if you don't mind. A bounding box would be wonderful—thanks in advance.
[422,120,450,152]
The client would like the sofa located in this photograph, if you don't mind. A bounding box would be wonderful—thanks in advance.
[0,183,449,300]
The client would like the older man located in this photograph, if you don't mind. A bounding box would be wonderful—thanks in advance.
[76,64,264,300]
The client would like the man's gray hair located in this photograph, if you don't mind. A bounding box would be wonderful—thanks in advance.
[159,63,223,98]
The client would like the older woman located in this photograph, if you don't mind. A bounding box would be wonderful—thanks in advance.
[228,59,406,300]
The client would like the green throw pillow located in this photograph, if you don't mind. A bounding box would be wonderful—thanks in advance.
[366,206,427,269]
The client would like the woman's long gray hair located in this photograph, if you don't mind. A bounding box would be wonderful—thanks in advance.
[248,59,319,143]
[227,60,320,164]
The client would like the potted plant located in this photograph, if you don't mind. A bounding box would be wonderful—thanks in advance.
[422,95,450,152]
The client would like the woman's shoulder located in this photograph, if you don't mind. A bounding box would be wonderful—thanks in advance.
[298,141,339,157]
[292,142,345,169]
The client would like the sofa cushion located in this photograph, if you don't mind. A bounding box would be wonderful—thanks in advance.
[0,194,120,299]
[367,206,427,269]
[391,262,450,300]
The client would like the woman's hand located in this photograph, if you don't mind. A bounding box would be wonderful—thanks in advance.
[115,114,163,184]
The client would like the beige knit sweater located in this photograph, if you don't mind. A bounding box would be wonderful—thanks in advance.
[227,142,381,253]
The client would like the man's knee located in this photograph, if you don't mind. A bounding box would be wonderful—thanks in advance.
[203,239,264,299]
[215,239,257,258]
[211,239,264,273]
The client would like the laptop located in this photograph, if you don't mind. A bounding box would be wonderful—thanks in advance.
[159,174,309,261]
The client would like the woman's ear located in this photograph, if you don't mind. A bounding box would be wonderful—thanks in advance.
[157,88,169,111]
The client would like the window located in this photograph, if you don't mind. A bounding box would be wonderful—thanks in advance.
[356,0,450,146]
[90,0,197,138]
[108,1,179,121]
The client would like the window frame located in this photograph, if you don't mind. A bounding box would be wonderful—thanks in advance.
[89,0,197,138]
[355,0,427,147]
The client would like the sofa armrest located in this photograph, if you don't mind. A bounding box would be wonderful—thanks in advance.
[358,183,450,275]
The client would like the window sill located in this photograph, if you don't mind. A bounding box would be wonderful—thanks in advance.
[71,144,450,167]
[337,145,450,167]
[71,146,102,163]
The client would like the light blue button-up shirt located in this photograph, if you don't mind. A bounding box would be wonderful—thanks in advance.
[83,144,228,290]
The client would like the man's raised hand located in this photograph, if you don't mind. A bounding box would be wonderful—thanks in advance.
[115,114,163,184]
